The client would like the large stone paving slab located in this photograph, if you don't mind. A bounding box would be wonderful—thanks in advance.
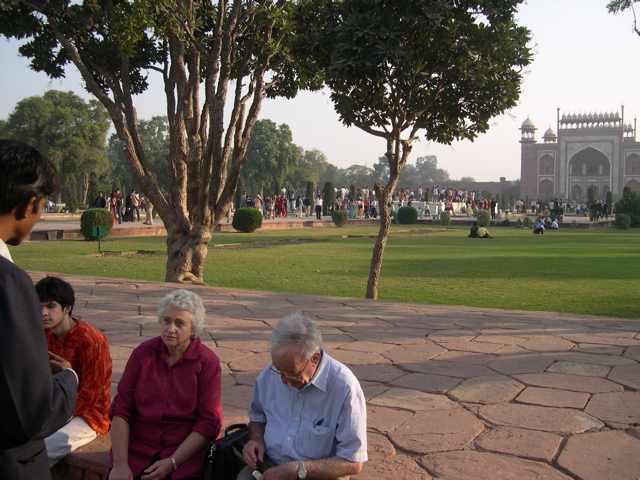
[28,272,640,479]
[557,430,640,480]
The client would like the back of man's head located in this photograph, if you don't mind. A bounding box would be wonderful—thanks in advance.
[36,276,76,315]
[0,140,60,215]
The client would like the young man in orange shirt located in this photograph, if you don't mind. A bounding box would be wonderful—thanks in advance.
[36,276,112,466]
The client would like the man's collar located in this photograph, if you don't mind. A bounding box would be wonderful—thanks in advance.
[0,238,13,262]
[305,349,329,392]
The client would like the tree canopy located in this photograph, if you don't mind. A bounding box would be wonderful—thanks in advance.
[608,0,639,36]
[0,90,110,204]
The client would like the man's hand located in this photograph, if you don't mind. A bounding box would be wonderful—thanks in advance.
[49,351,72,374]
[258,461,297,480]
[141,457,174,480]
[242,439,266,470]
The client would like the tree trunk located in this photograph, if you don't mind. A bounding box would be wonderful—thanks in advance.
[366,185,392,299]
[164,222,213,283]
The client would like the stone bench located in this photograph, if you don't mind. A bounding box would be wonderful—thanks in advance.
[51,433,110,480]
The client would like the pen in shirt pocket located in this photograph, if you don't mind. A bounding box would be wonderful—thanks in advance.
[314,418,324,428]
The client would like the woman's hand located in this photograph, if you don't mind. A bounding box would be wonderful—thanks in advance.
[141,457,175,480]
[108,463,134,480]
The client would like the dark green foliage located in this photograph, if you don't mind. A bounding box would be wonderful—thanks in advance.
[397,206,418,224]
[332,210,348,227]
[232,208,263,233]
[439,210,451,226]
[235,177,246,209]
[629,214,640,228]
[87,172,99,208]
[323,181,335,216]
[476,210,491,227]
[65,176,79,213]
[614,187,640,224]
[606,191,613,216]
[350,185,356,200]
[615,213,631,230]
[500,194,507,212]
[80,208,114,241]
[112,178,121,193]
[515,218,523,228]
[588,186,597,206]
[570,220,578,229]
[522,216,533,228]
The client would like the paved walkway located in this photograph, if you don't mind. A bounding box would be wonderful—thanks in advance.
[28,271,640,480]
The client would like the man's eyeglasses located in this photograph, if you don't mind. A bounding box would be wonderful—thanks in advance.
[269,357,312,382]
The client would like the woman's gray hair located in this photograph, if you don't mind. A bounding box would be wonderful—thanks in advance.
[270,312,323,359]
[157,289,206,338]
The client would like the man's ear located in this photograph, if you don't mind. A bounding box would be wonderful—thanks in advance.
[13,198,37,221]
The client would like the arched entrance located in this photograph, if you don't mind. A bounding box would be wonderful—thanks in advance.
[569,147,610,176]
[539,179,554,196]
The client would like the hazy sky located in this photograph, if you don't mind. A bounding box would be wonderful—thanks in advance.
[1,0,638,182]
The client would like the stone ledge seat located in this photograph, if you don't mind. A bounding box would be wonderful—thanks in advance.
[51,433,110,480]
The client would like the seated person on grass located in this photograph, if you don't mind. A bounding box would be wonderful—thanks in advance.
[36,276,112,467]
[468,222,478,237]
[477,225,493,238]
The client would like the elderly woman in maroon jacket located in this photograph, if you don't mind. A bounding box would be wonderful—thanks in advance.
[108,290,222,480]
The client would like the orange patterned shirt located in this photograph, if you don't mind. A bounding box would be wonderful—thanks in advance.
[46,318,112,435]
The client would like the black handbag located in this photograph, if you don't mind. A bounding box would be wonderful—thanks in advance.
[202,423,250,480]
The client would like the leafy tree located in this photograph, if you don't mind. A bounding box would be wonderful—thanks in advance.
[295,0,532,299]
[1,1,318,283]
[288,148,329,192]
[242,119,300,195]
[322,181,335,215]
[318,164,345,191]
[87,171,100,208]
[415,155,450,183]
[0,90,110,204]
[64,175,79,213]
[460,176,476,182]
[608,0,639,36]
[615,186,640,218]
[371,157,390,185]
[343,164,374,189]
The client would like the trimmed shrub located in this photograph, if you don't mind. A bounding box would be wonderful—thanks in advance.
[570,220,578,229]
[522,216,533,229]
[615,213,631,230]
[629,214,640,228]
[439,210,451,226]
[514,218,523,228]
[397,206,418,224]
[332,210,348,227]
[232,207,262,233]
[80,208,114,241]
[476,210,490,227]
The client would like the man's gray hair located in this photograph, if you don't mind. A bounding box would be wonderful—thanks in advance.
[270,312,323,359]
[157,289,206,337]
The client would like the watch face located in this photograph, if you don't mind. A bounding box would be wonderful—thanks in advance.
[298,460,307,479]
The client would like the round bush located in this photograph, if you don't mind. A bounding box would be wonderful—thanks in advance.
[615,213,631,230]
[476,210,490,227]
[439,210,451,226]
[570,220,578,229]
[522,216,533,229]
[514,218,523,228]
[332,210,348,227]
[397,206,418,224]
[80,208,114,241]
[232,207,263,233]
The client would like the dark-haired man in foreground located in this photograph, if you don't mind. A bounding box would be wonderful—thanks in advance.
[0,139,78,480]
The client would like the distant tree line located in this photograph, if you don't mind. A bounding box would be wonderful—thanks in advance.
[0,91,452,207]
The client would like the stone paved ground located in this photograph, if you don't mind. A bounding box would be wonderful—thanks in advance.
[29,271,640,480]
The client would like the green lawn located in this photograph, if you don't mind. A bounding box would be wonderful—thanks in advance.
[13,224,640,319]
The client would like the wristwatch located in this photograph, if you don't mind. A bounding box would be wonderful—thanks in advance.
[297,460,307,479]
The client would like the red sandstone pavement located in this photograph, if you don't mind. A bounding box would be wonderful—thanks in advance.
[27,271,640,480]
